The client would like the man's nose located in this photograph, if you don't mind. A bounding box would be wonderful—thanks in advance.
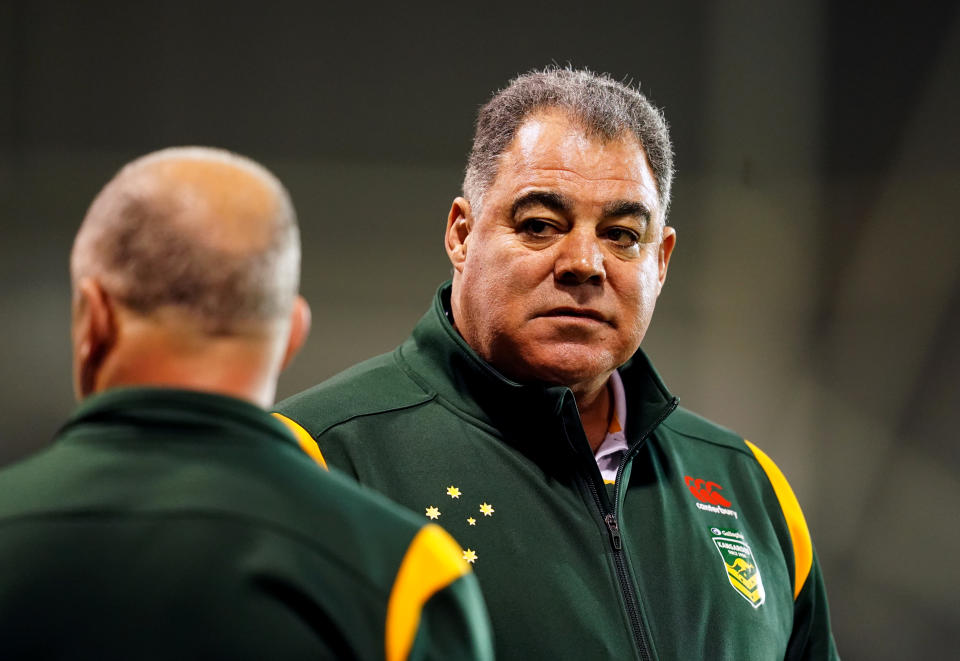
[555,229,605,285]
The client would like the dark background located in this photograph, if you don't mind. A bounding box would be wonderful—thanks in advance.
[2,1,958,657]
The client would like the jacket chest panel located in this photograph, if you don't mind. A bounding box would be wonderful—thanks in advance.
[618,442,796,659]
[337,412,645,658]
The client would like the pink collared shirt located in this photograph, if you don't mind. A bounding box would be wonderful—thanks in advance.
[594,370,628,484]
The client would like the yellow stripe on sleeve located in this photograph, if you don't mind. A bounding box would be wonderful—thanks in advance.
[745,440,812,600]
[271,412,328,470]
[386,524,471,661]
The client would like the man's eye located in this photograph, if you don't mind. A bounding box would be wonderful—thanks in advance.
[520,219,558,237]
[605,227,640,247]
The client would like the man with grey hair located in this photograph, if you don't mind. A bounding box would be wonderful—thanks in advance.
[278,67,838,659]
[0,147,493,660]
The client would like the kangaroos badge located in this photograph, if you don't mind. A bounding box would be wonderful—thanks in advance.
[710,527,765,608]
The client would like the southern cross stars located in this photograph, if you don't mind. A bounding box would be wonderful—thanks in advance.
[427,487,491,562]
[428,487,494,524]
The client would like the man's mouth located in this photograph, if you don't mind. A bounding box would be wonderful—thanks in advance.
[540,307,610,324]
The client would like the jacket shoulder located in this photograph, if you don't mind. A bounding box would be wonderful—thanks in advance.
[659,406,752,456]
[276,350,434,437]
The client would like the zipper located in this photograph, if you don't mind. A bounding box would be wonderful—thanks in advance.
[574,394,679,661]
[604,513,622,550]
[583,463,652,661]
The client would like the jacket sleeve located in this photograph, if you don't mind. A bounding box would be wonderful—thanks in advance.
[786,550,840,660]
[385,524,494,661]
[745,441,840,660]
[408,573,494,661]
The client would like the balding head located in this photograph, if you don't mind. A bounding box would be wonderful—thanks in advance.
[71,147,300,334]
[70,147,310,405]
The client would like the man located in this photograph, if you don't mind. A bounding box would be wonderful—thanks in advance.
[277,67,839,659]
[0,147,492,660]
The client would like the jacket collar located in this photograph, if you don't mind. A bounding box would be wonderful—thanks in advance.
[57,386,299,450]
[397,282,677,449]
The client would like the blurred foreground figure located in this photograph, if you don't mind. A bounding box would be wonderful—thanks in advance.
[0,147,492,660]
[277,67,839,659]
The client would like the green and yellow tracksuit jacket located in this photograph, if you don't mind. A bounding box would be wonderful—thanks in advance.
[0,387,493,660]
[277,284,840,660]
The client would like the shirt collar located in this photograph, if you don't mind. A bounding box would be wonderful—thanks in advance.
[594,369,629,462]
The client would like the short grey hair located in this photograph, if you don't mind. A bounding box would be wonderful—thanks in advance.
[71,147,300,333]
[463,66,674,220]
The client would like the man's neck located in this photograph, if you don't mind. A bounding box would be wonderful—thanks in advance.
[93,322,281,409]
[573,378,613,454]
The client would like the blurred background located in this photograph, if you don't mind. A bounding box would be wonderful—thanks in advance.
[2,1,957,657]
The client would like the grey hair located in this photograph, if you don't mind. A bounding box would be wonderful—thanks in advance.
[463,66,674,220]
[70,147,300,333]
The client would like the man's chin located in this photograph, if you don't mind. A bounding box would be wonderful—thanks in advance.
[506,347,619,391]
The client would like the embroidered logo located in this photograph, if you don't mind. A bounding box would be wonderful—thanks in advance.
[685,476,732,506]
[710,527,765,608]
[686,476,738,518]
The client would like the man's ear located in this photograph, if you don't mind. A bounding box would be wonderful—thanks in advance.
[280,295,311,371]
[72,278,117,400]
[444,197,473,272]
[657,225,677,292]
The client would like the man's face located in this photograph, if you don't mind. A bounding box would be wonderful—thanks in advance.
[447,108,676,393]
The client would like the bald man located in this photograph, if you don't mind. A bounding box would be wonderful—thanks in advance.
[0,148,492,660]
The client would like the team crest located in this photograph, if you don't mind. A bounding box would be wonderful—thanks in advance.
[710,528,765,608]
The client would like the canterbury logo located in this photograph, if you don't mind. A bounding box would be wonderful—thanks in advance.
[685,476,732,507]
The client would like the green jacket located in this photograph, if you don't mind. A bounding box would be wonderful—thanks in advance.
[0,387,493,661]
[277,284,839,660]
